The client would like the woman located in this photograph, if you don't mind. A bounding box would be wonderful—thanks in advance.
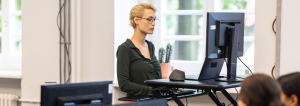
[116,3,161,97]
[278,72,300,106]
[238,74,284,106]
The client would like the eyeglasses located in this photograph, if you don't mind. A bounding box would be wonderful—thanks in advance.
[139,17,159,24]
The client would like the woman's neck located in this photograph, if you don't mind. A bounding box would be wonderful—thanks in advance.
[131,29,147,46]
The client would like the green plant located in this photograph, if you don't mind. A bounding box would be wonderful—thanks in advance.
[158,48,165,63]
[165,44,173,63]
[158,44,173,63]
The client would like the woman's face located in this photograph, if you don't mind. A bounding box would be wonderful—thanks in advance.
[136,9,156,34]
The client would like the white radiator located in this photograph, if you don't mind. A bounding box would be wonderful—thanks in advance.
[0,94,19,106]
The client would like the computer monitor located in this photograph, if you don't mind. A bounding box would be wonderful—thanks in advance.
[41,81,112,106]
[205,12,245,82]
[110,99,168,106]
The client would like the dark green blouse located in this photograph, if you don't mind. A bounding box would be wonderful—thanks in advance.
[117,39,161,97]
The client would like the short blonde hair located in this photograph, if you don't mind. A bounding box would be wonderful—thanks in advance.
[130,3,157,29]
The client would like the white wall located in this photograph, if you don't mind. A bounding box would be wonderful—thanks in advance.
[255,0,300,79]
[21,0,114,105]
[254,0,277,75]
[258,0,300,77]
[22,0,60,105]
[278,0,300,75]
[80,0,114,82]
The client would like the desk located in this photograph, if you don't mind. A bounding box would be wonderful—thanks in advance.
[145,79,241,106]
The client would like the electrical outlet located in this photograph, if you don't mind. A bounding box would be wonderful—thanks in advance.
[245,69,250,75]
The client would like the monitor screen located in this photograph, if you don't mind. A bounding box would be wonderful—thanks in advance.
[41,81,112,106]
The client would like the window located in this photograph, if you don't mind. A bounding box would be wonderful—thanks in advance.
[161,0,254,75]
[0,0,22,70]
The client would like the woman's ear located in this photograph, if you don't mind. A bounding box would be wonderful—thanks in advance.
[290,94,299,106]
[134,17,139,26]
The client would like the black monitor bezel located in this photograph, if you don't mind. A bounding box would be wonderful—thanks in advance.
[40,81,112,106]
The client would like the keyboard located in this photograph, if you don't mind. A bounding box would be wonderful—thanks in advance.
[173,89,195,95]
[185,74,199,80]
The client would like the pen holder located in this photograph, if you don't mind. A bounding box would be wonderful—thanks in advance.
[160,63,172,79]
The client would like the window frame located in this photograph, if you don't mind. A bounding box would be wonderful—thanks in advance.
[160,0,254,75]
[0,0,22,71]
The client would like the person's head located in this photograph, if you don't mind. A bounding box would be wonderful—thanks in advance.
[277,72,300,106]
[130,3,157,34]
[238,74,283,106]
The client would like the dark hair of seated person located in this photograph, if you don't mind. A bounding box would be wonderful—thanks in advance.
[239,74,284,106]
[277,72,300,106]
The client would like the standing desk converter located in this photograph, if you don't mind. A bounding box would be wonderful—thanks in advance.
[145,79,242,106]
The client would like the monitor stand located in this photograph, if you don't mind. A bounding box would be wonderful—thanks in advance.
[215,78,243,82]
[215,25,242,82]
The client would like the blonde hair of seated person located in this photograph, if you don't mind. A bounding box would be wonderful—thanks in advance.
[238,74,284,106]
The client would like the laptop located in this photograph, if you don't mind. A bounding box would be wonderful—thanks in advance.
[185,58,224,81]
